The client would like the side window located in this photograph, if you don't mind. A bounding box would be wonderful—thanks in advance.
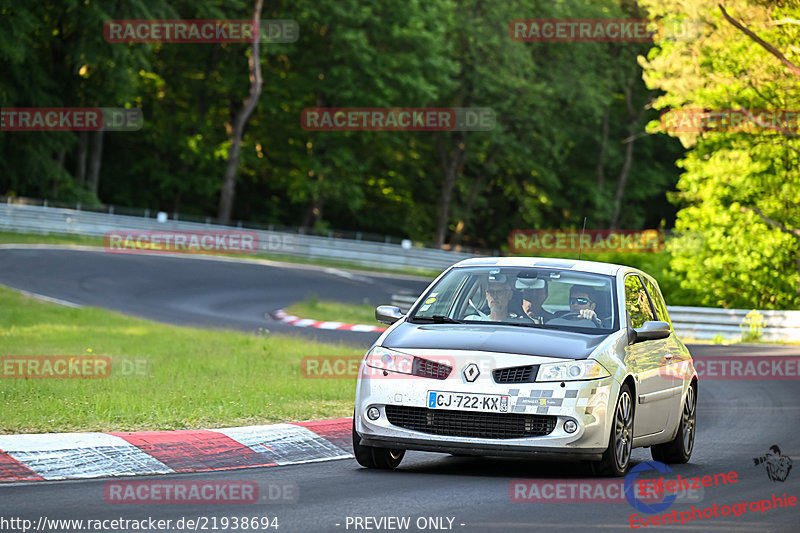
[643,277,671,327]
[624,274,656,329]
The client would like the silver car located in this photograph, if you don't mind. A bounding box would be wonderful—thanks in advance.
[353,257,698,476]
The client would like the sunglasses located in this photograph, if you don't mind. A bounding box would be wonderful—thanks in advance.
[570,297,591,305]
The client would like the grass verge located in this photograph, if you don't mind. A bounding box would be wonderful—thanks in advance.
[0,285,363,434]
[285,296,379,325]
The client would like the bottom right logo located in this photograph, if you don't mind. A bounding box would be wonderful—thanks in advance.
[753,445,793,482]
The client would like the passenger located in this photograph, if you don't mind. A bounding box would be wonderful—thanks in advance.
[521,282,556,324]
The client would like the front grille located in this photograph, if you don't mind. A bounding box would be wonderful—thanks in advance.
[493,365,538,383]
[413,357,451,380]
[385,405,556,439]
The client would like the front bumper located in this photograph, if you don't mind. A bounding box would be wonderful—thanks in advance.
[354,357,617,460]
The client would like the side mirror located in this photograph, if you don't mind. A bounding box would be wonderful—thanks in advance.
[633,321,671,343]
[376,305,404,325]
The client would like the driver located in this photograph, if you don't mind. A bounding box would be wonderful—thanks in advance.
[565,285,602,326]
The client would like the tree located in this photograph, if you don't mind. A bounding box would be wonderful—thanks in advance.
[640,0,800,308]
[217,0,264,223]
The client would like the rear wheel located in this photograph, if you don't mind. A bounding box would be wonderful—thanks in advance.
[593,383,634,477]
[651,383,696,464]
[352,417,405,469]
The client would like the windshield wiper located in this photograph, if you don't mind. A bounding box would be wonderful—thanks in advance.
[412,315,463,324]
[496,321,546,329]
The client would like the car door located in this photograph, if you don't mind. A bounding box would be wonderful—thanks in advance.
[642,276,685,428]
[623,273,672,437]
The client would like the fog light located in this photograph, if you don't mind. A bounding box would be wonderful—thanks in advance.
[564,420,578,433]
[367,407,381,421]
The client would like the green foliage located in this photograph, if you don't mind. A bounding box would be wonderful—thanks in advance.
[1,0,682,240]
[23,0,800,308]
[640,0,800,309]
[740,309,765,342]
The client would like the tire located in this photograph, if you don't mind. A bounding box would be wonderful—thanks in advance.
[651,383,696,464]
[593,383,634,477]
[352,417,405,470]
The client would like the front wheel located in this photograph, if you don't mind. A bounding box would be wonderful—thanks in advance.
[352,418,405,470]
[593,383,634,477]
[652,383,696,464]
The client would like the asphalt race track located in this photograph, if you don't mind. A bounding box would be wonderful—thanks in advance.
[1,247,799,532]
[0,246,431,346]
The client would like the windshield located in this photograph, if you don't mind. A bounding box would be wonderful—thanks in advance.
[410,266,618,333]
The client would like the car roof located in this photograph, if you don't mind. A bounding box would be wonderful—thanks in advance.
[451,256,639,277]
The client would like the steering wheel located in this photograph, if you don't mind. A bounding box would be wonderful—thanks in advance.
[558,311,586,321]
[545,312,600,328]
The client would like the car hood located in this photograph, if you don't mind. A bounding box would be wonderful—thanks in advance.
[382,321,609,359]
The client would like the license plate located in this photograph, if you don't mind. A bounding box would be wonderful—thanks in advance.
[428,391,508,412]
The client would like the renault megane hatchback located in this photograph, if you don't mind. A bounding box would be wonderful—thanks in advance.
[352,257,697,476]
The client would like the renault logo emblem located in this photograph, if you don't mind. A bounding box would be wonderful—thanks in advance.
[463,363,480,382]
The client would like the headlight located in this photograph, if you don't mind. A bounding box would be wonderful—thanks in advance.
[536,360,610,382]
[365,346,415,375]
[363,347,452,379]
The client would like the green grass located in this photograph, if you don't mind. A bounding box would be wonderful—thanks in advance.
[285,296,379,324]
[0,285,364,434]
[0,231,440,279]
[0,230,105,247]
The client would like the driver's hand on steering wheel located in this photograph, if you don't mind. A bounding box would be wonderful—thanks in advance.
[578,309,598,321]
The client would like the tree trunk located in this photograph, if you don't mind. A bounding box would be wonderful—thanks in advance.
[609,136,634,229]
[51,149,66,196]
[87,130,104,197]
[610,84,648,229]
[217,0,264,223]
[433,131,467,248]
[596,106,609,190]
[450,148,498,246]
[76,131,88,185]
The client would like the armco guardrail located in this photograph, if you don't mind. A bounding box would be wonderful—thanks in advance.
[390,294,800,342]
[0,203,475,271]
[668,306,800,342]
